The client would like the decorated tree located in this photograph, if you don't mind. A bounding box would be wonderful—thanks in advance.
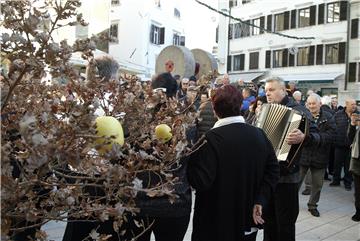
[1,0,213,240]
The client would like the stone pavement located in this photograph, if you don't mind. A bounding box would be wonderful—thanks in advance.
[43,179,360,241]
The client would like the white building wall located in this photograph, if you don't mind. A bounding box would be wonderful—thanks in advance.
[109,0,186,78]
[218,0,360,104]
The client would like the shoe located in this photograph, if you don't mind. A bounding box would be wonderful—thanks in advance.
[302,189,311,195]
[352,213,360,222]
[345,186,352,191]
[329,181,340,186]
[309,208,320,217]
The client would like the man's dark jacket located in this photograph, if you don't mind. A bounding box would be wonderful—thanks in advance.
[334,108,352,147]
[187,123,280,241]
[299,110,336,169]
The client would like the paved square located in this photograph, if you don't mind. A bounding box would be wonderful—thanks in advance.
[43,180,360,241]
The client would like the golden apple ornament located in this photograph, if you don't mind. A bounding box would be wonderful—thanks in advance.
[95,116,124,153]
[155,124,173,143]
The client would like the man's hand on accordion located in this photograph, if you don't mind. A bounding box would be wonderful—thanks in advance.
[286,128,305,145]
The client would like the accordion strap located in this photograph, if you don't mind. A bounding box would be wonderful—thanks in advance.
[287,115,309,168]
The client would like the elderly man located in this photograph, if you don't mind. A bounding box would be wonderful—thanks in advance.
[262,77,320,241]
[299,94,336,217]
[292,91,303,105]
[331,98,359,190]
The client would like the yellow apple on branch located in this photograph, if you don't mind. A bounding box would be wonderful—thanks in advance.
[155,124,172,143]
[95,116,124,154]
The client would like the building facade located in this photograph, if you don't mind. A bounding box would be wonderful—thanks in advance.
[217,0,360,104]
[108,0,186,78]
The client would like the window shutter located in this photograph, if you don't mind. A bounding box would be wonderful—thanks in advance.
[228,24,233,39]
[318,4,325,24]
[265,50,271,68]
[216,26,219,43]
[249,52,259,69]
[290,10,297,29]
[246,20,251,37]
[351,19,359,39]
[340,1,348,21]
[260,16,265,34]
[159,27,165,44]
[180,36,185,46]
[267,15,272,32]
[308,45,315,65]
[240,54,245,70]
[150,25,155,44]
[310,5,316,26]
[316,44,323,65]
[289,53,295,66]
[227,56,232,72]
[282,49,288,67]
[284,11,290,30]
[349,62,357,82]
[338,42,346,63]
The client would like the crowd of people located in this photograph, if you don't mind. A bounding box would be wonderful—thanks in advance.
[148,60,360,241]
[9,57,360,241]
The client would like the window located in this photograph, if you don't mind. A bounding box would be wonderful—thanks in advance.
[234,23,241,38]
[233,54,245,71]
[242,0,251,4]
[299,8,310,27]
[275,12,289,31]
[174,8,181,18]
[297,47,309,66]
[265,50,271,68]
[249,52,259,69]
[155,0,161,7]
[325,44,338,64]
[325,42,345,64]
[111,0,120,6]
[327,2,340,23]
[252,18,260,35]
[109,23,118,42]
[241,21,250,37]
[273,50,283,67]
[150,24,165,45]
[216,26,219,43]
[275,13,285,31]
[349,62,357,82]
[229,0,237,8]
[173,32,180,45]
[351,19,359,39]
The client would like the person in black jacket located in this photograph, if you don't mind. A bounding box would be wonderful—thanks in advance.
[187,84,280,241]
[330,98,358,190]
[298,94,336,217]
[151,60,178,98]
[262,77,320,241]
[348,113,360,221]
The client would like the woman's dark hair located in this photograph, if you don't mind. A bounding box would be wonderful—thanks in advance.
[251,96,267,112]
[211,85,243,118]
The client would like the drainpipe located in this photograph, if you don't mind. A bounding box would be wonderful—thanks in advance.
[344,1,351,91]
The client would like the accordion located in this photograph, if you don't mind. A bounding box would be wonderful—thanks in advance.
[256,103,302,162]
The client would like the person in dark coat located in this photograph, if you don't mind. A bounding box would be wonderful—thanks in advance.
[349,113,360,221]
[197,91,218,139]
[298,94,336,217]
[187,85,280,241]
[151,60,178,98]
[330,98,358,190]
[262,77,320,241]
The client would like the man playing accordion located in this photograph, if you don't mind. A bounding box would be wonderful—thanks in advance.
[261,77,320,241]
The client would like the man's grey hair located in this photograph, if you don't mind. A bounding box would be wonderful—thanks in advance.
[265,76,286,88]
[293,90,302,98]
[307,93,322,103]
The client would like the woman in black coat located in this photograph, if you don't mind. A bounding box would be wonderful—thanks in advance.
[187,85,280,241]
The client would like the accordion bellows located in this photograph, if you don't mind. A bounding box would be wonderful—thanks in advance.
[256,104,302,161]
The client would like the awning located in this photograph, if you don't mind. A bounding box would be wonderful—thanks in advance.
[229,72,265,83]
[262,72,344,83]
